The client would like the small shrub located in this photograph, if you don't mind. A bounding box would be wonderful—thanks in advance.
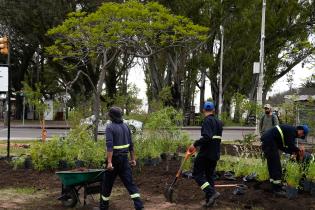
[30,126,105,171]
[254,160,269,181]
[145,107,183,133]
[234,158,251,177]
[285,161,302,187]
[133,129,191,164]
[216,155,238,172]
[30,137,67,170]
[182,157,193,172]
[306,161,315,181]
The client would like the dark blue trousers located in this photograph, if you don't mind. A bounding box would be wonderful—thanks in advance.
[100,155,143,210]
[192,155,217,199]
[262,140,282,190]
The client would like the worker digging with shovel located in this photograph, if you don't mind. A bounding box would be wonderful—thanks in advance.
[188,101,223,207]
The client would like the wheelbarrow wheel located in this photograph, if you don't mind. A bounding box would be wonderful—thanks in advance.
[61,189,78,208]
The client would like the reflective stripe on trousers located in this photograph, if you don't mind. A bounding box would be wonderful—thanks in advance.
[130,193,140,199]
[270,179,281,184]
[101,195,109,201]
[201,182,210,190]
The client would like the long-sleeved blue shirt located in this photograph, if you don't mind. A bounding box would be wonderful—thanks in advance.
[105,122,134,154]
[261,124,299,154]
[193,114,223,160]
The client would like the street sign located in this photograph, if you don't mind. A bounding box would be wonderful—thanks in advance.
[0,66,8,91]
[253,62,260,74]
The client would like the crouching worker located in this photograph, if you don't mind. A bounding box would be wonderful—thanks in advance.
[295,146,314,170]
[97,107,144,210]
[261,124,309,197]
[189,101,223,207]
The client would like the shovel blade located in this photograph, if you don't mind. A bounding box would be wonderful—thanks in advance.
[164,185,174,203]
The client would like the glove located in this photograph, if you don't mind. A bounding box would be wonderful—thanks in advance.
[290,153,297,161]
[188,145,196,154]
[298,145,305,161]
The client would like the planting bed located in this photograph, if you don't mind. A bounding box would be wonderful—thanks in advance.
[0,159,314,210]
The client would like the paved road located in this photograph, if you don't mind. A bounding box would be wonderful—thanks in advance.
[0,127,255,141]
[0,128,70,140]
[183,128,255,141]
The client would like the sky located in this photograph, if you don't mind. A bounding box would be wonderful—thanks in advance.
[128,62,314,112]
[268,63,314,96]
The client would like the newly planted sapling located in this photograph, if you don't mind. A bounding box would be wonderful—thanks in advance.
[306,161,315,181]
[254,160,269,182]
[216,155,236,173]
[285,161,302,188]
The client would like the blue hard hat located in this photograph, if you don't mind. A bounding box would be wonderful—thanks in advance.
[297,124,309,139]
[302,125,309,136]
[203,101,215,111]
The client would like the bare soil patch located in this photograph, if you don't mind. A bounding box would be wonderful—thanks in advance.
[0,159,314,210]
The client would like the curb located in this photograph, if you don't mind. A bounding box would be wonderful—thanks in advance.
[2,125,256,131]
[182,126,256,131]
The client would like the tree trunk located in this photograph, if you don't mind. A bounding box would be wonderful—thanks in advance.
[105,52,119,108]
[199,70,206,113]
[233,101,241,123]
[93,50,108,141]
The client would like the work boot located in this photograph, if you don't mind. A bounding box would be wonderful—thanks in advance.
[273,189,286,198]
[206,191,220,207]
[272,183,286,197]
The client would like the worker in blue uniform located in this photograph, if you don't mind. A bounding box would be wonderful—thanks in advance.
[261,124,309,196]
[189,101,223,207]
[99,107,143,210]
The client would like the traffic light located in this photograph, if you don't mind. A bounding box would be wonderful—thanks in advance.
[0,36,8,55]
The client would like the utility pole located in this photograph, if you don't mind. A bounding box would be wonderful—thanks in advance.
[7,44,11,158]
[256,0,266,134]
[0,35,10,159]
[218,25,224,118]
[218,0,224,118]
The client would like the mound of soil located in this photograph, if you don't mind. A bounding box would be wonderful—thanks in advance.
[0,159,314,210]
[135,159,315,210]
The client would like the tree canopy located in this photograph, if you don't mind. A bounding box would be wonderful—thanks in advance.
[46,0,208,138]
[0,0,313,125]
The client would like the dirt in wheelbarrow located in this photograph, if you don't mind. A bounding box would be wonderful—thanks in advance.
[0,159,315,210]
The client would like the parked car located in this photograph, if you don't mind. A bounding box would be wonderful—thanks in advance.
[80,115,143,134]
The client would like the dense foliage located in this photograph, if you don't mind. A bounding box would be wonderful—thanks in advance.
[30,126,105,171]
[0,0,313,124]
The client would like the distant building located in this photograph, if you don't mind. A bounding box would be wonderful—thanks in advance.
[284,95,315,102]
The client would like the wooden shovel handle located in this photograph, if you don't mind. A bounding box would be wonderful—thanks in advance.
[214,184,242,188]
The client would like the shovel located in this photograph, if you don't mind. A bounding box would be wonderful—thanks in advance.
[164,145,247,202]
[164,146,196,202]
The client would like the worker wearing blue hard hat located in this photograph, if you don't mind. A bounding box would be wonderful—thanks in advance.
[298,125,309,138]
[189,101,223,207]
[203,101,215,111]
[261,124,310,197]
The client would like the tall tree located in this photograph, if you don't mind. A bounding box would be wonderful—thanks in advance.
[47,0,207,140]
